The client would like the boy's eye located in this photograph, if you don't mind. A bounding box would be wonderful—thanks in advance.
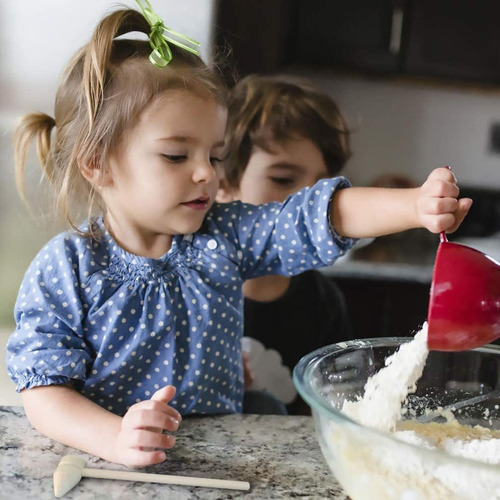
[162,154,187,163]
[210,157,223,167]
[270,177,295,186]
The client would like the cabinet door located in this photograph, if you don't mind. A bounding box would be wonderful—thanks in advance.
[294,0,407,73]
[215,0,294,76]
[404,0,500,83]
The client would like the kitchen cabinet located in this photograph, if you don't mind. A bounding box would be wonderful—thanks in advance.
[403,0,500,83]
[215,0,500,85]
[333,276,430,339]
[294,0,406,74]
[214,0,294,76]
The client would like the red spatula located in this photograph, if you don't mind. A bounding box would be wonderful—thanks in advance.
[427,231,500,351]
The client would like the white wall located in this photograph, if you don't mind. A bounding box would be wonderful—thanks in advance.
[0,0,215,115]
[300,71,500,189]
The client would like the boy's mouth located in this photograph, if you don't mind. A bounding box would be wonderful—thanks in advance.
[181,196,210,210]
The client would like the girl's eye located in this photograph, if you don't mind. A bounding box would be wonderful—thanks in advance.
[162,154,186,163]
[270,177,295,186]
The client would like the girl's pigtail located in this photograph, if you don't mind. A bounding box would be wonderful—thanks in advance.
[14,112,56,203]
[82,10,149,129]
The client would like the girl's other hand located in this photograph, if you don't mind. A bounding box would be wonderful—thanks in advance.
[114,385,182,467]
[416,167,472,234]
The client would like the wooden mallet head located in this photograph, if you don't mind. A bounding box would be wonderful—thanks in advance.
[53,455,87,497]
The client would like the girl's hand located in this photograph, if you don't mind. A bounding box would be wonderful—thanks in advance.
[114,385,182,467]
[416,167,472,234]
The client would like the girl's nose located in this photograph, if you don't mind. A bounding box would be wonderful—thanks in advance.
[192,160,216,184]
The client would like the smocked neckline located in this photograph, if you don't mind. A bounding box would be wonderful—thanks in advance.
[95,216,187,272]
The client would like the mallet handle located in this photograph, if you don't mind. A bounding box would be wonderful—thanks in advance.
[82,467,250,491]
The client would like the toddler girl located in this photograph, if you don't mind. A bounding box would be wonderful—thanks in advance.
[7,4,471,467]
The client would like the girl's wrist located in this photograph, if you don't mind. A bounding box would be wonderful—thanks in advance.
[98,415,124,464]
[411,187,423,229]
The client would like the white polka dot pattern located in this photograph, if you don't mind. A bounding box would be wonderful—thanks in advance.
[6,177,354,416]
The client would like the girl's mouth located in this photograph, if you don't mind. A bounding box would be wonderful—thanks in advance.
[181,196,210,210]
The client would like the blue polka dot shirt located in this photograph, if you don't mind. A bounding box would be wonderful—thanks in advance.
[7,178,355,416]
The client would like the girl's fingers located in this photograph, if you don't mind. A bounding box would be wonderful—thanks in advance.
[446,197,473,234]
[426,167,456,182]
[419,167,470,234]
[126,397,182,422]
[423,214,456,234]
[122,409,181,432]
[421,197,473,234]
[122,449,167,468]
[123,428,176,450]
[151,385,176,404]
[423,179,459,198]
[422,197,458,215]
[129,399,181,417]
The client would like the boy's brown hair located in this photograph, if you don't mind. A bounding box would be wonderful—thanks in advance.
[222,74,351,187]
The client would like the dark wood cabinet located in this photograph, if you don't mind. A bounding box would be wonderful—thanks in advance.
[294,0,406,74]
[215,0,500,85]
[404,0,500,83]
[214,0,294,76]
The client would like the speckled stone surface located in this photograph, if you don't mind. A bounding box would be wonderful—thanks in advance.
[0,406,348,499]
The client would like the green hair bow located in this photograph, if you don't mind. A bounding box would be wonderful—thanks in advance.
[135,0,200,67]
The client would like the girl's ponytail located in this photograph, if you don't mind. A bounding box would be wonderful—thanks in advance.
[14,112,56,203]
[83,10,149,128]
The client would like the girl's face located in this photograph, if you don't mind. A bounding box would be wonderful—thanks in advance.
[224,135,329,205]
[102,90,226,255]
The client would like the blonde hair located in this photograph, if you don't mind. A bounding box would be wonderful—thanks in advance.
[223,74,351,188]
[14,8,227,236]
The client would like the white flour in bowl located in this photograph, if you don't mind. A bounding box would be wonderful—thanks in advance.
[341,322,500,465]
[334,323,500,500]
[342,324,429,432]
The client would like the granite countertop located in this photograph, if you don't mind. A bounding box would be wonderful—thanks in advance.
[0,406,348,499]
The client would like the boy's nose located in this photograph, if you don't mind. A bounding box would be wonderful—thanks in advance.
[192,161,216,183]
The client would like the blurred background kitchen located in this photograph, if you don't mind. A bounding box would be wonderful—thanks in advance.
[1,0,499,403]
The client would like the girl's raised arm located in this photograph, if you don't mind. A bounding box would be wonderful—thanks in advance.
[330,167,472,238]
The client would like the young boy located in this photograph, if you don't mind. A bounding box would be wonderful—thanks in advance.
[218,74,353,414]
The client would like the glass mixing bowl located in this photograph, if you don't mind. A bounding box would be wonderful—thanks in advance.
[293,338,500,500]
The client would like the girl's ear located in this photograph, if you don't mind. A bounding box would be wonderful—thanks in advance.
[80,161,112,187]
[216,176,237,203]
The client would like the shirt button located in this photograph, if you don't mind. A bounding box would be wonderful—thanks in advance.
[207,239,217,250]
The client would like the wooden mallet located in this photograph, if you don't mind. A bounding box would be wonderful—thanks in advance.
[53,455,251,497]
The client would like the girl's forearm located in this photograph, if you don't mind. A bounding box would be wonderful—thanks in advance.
[21,385,122,462]
[331,187,420,238]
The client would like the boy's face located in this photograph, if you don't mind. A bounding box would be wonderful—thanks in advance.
[223,135,329,205]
